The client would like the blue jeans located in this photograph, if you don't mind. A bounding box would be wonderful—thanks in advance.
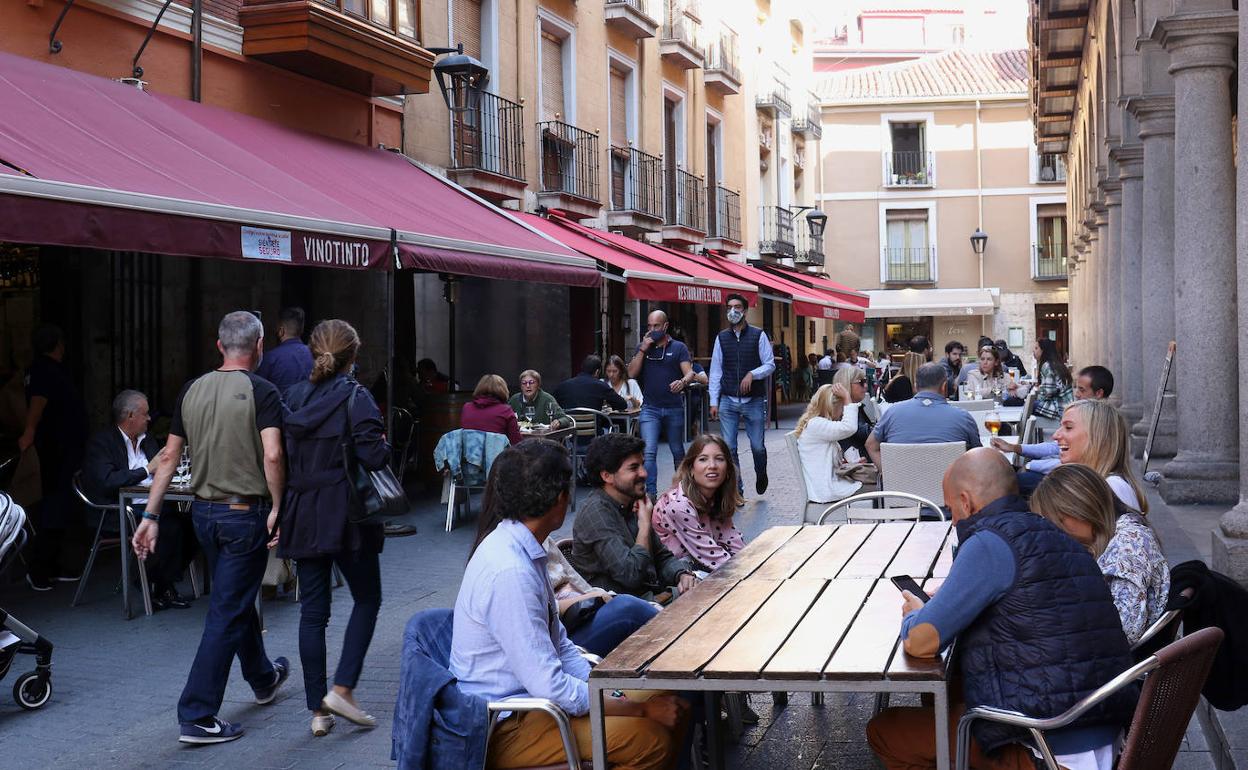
[1016,469,1047,499]
[639,405,687,498]
[718,397,767,492]
[296,551,382,712]
[177,502,277,724]
[567,595,659,657]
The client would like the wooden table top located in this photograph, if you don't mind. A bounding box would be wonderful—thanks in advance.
[592,521,953,684]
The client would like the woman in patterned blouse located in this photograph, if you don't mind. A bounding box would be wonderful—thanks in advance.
[1030,464,1170,645]
[652,434,745,573]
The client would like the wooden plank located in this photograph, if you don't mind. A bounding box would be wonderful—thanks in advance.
[931,528,956,578]
[645,579,781,679]
[749,525,836,581]
[837,522,913,578]
[702,525,800,585]
[791,523,875,580]
[885,522,951,579]
[764,578,875,680]
[884,577,949,681]
[823,580,906,680]
[702,578,827,679]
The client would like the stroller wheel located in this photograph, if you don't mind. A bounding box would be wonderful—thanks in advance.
[13,671,51,710]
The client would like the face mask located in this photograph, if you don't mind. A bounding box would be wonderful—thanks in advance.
[726,308,745,325]
[649,330,665,343]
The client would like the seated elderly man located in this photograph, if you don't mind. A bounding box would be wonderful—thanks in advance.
[451,440,688,769]
[866,362,982,472]
[81,389,197,611]
[867,448,1137,770]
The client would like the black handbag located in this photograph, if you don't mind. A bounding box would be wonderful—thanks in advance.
[342,385,409,524]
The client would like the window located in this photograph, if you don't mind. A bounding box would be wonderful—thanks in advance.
[339,0,415,38]
[950,24,965,45]
[1036,204,1067,278]
[452,0,483,60]
[540,31,566,120]
[885,209,932,282]
[886,119,931,186]
[609,66,629,146]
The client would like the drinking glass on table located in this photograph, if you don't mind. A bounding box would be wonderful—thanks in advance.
[985,410,1002,437]
[525,406,536,422]
[175,448,191,484]
[546,404,555,425]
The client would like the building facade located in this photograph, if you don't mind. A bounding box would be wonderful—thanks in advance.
[816,49,1068,363]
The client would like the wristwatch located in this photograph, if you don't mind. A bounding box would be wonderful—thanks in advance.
[142,511,161,522]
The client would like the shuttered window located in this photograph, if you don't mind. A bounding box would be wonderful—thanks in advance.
[609,67,628,146]
[452,0,482,60]
[541,31,565,121]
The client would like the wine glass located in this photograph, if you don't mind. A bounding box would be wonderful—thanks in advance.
[985,410,1002,437]
[991,381,1003,406]
[546,404,555,425]
[525,406,536,423]
[176,448,191,485]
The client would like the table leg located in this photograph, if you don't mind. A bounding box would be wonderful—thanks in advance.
[933,682,951,770]
[118,493,133,620]
[589,683,607,770]
[704,691,724,770]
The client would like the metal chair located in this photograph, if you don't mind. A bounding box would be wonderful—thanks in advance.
[435,429,508,532]
[389,407,416,480]
[70,472,153,618]
[784,431,831,523]
[955,627,1224,770]
[1130,586,1193,660]
[879,441,966,507]
[566,408,615,486]
[817,491,945,525]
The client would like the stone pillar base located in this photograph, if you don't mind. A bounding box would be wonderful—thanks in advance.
[1131,393,1178,459]
[1159,455,1239,505]
[1213,503,1248,583]
[1120,403,1144,426]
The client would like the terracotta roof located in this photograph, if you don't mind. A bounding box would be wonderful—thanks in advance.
[815,49,1028,102]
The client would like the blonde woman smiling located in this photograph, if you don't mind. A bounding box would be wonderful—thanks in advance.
[1052,400,1148,512]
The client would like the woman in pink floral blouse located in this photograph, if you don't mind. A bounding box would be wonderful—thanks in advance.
[652,434,745,572]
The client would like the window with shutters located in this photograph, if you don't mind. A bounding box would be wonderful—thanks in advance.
[884,207,934,282]
[452,0,483,60]
[540,31,566,121]
[609,67,629,147]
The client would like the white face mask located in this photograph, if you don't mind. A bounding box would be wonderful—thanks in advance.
[726,308,745,325]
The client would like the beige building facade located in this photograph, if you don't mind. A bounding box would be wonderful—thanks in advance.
[816,49,1068,362]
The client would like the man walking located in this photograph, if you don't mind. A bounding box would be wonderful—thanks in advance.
[134,311,289,744]
[627,310,695,499]
[256,306,313,394]
[709,294,775,496]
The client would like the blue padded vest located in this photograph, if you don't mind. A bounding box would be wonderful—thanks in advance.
[717,324,766,400]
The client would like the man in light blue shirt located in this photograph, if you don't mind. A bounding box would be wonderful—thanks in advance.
[866,363,981,472]
[709,294,776,496]
[450,440,688,769]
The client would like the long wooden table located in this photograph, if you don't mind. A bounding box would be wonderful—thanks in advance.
[588,521,955,769]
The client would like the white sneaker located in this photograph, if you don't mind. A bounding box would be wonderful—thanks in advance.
[311,714,335,737]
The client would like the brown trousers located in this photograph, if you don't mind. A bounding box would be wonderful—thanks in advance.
[867,704,1056,770]
[487,690,687,770]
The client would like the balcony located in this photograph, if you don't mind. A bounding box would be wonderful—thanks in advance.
[791,100,822,140]
[757,206,795,259]
[794,228,824,266]
[883,247,936,283]
[705,185,742,253]
[703,30,741,96]
[756,80,791,118]
[660,1,704,70]
[607,146,664,236]
[239,0,434,97]
[884,150,935,187]
[1037,152,1067,183]
[447,88,527,204]
[604,0,659,40]
[661,167,707,247]
[537,121,601,221]
[1034,243,1068,280]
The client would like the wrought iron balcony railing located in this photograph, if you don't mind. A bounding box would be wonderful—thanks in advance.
[538,120,600,202]
[704,29,740,83]
[758,206,795,257]
[756,80,791,116]
[449,87,525,181]
[605,0,654,16]
[795,228,824,266]
[709,185,741,243]
[664,167,707,233]
[883,247,935,282]
[609,146,663,219]
[661,0,702,49]
[884,150,935,187]
[1034,243,1068,279]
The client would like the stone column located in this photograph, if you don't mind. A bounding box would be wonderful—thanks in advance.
[1156,11,1239,505]
[1100,182,1124,407]
[1091,204,1108,370]
[1125,96,1178,458]
[1113,146,1145,423]
[1213,4,1248,583]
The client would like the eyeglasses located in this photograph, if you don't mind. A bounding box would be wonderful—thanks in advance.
[520,380,538,386]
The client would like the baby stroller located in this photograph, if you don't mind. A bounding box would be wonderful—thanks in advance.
[0,491,54,709]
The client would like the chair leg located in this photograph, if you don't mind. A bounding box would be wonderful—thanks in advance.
[189,556,203,599]
[72,514,110,607]
[445,483,457,532]
[126,510,153,617]
[811,692,824,707]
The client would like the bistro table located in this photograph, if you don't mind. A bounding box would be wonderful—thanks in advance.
[604,407,642,435]
[119,483,195,619]
[589,521,954,770]
[518,424,576,445]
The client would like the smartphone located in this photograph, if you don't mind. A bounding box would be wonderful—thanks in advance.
[889,575,930,603]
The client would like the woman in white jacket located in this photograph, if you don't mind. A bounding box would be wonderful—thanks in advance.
[795,374,865,512]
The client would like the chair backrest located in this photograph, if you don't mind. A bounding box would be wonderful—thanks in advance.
[1020,387,1038,423]
[880,441,965,506]
[953,399,995,412]
[567,408,611,439]
[1118,627,1224,770]
[817,491,945,524]
[1019,415,1039,445]
[71,471,115,512]
[784,431,814,505]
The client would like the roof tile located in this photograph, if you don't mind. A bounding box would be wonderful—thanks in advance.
[815,49,1028,101]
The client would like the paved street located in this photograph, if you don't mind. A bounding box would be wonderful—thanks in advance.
[0,406,1219,768]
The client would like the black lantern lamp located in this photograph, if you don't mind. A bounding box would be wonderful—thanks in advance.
[970,228,988,255]
[430,44,490,109]
[789,205,828,239]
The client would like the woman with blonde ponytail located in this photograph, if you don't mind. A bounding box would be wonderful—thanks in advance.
[276,319,391,737]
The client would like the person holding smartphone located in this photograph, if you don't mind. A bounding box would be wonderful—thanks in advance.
[627,310,695,499]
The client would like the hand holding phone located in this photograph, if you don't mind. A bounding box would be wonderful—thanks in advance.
[889,575,930,603]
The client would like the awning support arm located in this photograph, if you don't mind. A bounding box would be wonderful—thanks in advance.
[49,0,78,54]
[132,0,177,78]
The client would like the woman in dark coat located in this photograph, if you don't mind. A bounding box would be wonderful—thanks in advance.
[277,319,391,737]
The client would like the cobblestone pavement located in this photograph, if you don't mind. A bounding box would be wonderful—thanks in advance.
[0,404,1215,768]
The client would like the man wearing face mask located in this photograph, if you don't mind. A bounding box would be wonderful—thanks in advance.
[627,310,695,499]
[709,294,775,497]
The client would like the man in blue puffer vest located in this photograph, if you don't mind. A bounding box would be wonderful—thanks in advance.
[868,448,1137,770]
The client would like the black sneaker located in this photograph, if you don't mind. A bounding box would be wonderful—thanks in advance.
[163,588,191,610]
[53,571,81,583]
[253,656,289,705]
[25,574,52,592]
[179,716,244,744]
[755,471,769,496]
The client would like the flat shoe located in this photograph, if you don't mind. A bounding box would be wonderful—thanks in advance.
[322,691,376,728]
[311,714,335,737]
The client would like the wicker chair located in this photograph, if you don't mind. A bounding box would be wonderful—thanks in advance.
[955,627,1224,770]
[879,441,965,507]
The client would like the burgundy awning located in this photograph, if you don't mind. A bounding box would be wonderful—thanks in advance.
[0,51,598,286]
[702,256,867,323]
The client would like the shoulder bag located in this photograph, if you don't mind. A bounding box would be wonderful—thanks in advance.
[342,385,409,523]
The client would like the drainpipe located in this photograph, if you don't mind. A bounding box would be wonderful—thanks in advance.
[190,0,202,102]
[974,97,985,336]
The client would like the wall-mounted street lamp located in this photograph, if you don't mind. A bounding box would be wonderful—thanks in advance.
[789,205,828,239]
[970,228,988,255]
[430,44,490,109]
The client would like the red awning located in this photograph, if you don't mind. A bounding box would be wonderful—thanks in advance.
[0,51,598,286]
[762,266,870,309]
[704,256,867,323]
